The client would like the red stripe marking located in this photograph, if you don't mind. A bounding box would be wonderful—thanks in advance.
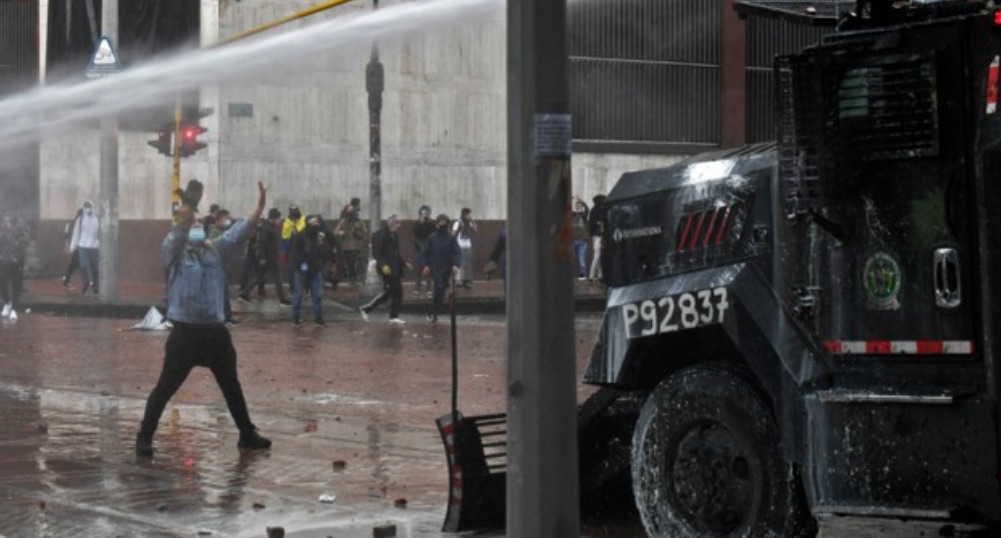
[677,213,694,252]
[689,211,707,251]
[715,206,732,245]
[823,341,842,353]
[702,207,721,247]
[867,341,892,354]
[916,341,943,354]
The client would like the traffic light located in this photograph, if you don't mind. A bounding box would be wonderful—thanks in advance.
[178,124,207,158]
[178,106,212,158]
[147,129,172,156]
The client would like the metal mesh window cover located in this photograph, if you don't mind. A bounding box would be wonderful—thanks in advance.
[571,57,720,145]
[568,0,718,64]
[0,0,38,97]
[830,53,939,161]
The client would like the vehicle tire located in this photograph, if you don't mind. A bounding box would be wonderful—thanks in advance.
[631,363,795,537]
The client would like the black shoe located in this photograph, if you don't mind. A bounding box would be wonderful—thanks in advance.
[238,430,272,450]
[279,299,292,307]
[237,295,251,304]
[293,318,302,326]
[136,433,154,457]
[426,313,437,323]
[61,278,73,289]
[315,318,325,326]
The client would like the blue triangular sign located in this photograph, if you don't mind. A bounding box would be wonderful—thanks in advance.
[85,35,122,79]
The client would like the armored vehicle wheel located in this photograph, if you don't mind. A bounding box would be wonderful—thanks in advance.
[631,364,794,537]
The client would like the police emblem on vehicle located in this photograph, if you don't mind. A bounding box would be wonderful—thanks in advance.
[622,287,729,339]
[863,252,901,311]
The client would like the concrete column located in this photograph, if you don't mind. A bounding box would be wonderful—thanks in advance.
[98,0,119,302]
[720,0,747,148]
[506,0,580,534]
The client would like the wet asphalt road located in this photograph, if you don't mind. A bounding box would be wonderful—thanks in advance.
[0,310,610,538]
[0,309,988,537]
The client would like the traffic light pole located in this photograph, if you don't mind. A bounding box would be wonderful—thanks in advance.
[367,0,383,242]
[172,98,182,213]
[98,0,119,302]
[506,0,579,534]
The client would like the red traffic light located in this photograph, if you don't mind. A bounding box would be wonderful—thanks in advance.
[179,124,208,158]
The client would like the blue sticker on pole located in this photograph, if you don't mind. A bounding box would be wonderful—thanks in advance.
[534,114,572,158]
[86,36,122,79]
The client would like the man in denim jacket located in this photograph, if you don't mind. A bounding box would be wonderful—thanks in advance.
[136,180,271,457]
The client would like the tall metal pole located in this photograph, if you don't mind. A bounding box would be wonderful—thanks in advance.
[507,0,579,534]
[98,0,119,302]
[367,0,384,236]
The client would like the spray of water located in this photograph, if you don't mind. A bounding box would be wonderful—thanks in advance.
[0,0,502,154]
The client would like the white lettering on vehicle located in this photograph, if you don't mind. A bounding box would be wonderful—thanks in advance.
[622,287,729,339]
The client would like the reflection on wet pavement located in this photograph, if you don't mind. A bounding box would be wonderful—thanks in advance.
[0,313,601,537]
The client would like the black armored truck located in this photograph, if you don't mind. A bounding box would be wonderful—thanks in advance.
[440,1,1001,536]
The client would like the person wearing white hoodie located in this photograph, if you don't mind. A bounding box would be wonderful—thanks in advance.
[70,200,101,295]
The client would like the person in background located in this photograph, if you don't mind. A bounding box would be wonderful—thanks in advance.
[61,206,83,289]
[280,204,305,295]
[289,215,336,326]
[70,200,101,295]
[420,213,462,323]
[360,215,410,324]
[451,207,477,288]
[237,208,290,306]
[208,209,238,325]
[0,214,29,321]
[588,194,608,285]
[571,197,590,279]
[334,200,368,286]
[136,180,271,457]
[412,204,436,299]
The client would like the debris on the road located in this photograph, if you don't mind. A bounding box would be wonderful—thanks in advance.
[372,523,397,537]
[156,502,168,512]
[197,530,213,536]
[318,493,337,503]
[265,527,285,538]
[36,421,48,433]
[394,497,407,508]
[38,501,45,510]
[132,306,171,331]
[332,459,346,471]
[252,501,266,510]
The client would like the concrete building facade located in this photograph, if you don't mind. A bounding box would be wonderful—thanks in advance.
[30,0,688,283]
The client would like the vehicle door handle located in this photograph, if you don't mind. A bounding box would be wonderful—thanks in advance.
[933,247,961,309]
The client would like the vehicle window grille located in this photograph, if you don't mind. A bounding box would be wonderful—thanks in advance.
[833,54,938,161]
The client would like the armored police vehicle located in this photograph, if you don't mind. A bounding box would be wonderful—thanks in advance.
[439,1,1001,536]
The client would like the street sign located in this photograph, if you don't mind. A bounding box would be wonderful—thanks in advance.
[85,35,122,79]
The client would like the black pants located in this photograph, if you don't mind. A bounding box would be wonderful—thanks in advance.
[0,260,20,308]
[63,249,80,282]
[430,269,452,317]
[238,257,286,301]
[361,273,403,318]
[139,324,255,437]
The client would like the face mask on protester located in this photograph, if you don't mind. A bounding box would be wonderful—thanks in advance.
[188,227,206,243]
